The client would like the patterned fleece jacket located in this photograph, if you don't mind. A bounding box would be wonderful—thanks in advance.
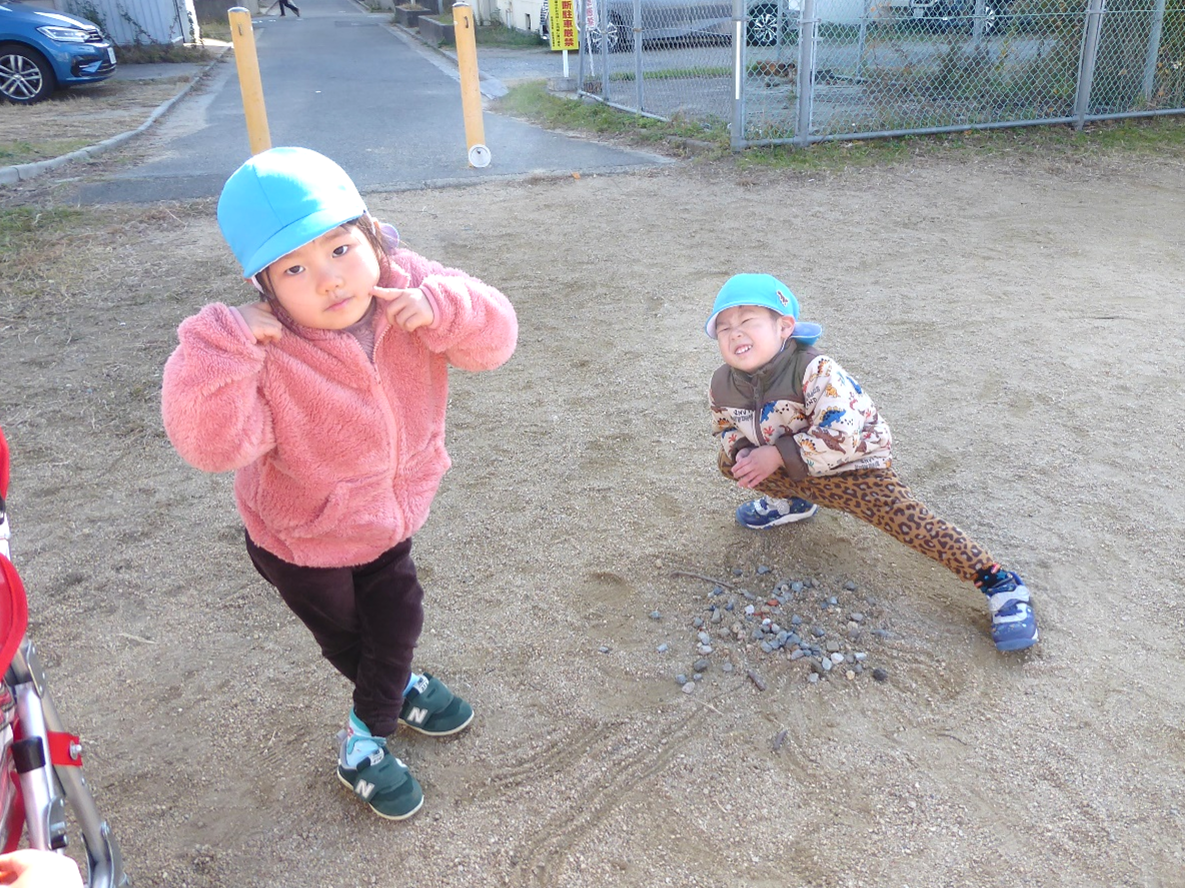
[710,341,892,481]
[161,246,517,568]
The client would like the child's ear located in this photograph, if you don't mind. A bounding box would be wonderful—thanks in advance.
[778,314,797,341]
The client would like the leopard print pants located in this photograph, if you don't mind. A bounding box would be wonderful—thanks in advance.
[719,452,993,582]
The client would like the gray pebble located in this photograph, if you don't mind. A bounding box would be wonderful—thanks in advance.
[744,604,756,616]
[825,639,841,653]
[682,682,696,694]
[808,673,820,683]
[850,612,865,623]
[873,667,889,682]
[827,596,838,606]
[821,657,833,672]
[656,643,669,653]
[872,628,893,639]
[732,568,745,577]
[710,609,723,624]
[711,585,725,596]
[698,644,713,655]
[791,614,803,625]
[598,646,610,653]
[830,652,845,664]
[691,672,703,681]
[760,642,773,654]
[844,581,858,591]
[721,661,734,673]
[811,626,827,638]
[757,565,771,575]
[649,610,662,620]
[693,658,710,672]
[675,674,688,685]
[751,628,765,641]
[693,617,704,629]
[789,648,806,660]
[697,631,711,645]
[790,581,804,594]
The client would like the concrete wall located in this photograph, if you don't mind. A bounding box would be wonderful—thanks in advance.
[492,0,546,31]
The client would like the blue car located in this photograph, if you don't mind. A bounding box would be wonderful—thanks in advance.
[0,0,116,104]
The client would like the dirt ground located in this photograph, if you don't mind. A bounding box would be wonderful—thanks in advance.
[2,126,1184,887]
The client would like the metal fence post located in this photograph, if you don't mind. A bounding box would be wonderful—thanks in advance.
[794,0,818,147]
[633,0,644,110]
[1074,0,1107,130]
[972,0,986,43]
[1142,0,1167,103]
[732,0,746,150]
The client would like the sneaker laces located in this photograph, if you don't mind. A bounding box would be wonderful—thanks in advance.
[974,564,1030,618]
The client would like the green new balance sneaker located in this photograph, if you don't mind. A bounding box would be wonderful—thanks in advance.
[336,740,423,820]
[399,673,474,737]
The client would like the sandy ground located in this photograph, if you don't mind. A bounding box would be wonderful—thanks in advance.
[2,138,1184,887]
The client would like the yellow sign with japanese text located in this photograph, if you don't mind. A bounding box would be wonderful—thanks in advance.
[548,0,579,51]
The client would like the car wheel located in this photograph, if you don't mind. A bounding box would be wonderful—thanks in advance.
[0,43,56,104]
[590,14,628,52]
[747,4,780,46]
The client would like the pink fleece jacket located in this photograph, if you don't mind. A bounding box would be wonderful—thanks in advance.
[161,247,517,568]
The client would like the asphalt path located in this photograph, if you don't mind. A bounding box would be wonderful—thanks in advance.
[76,0,668,204]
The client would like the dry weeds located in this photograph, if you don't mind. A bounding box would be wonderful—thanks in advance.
[0,74,197,166]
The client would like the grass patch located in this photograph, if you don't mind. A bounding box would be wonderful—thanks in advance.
[0,79,188,166]
[498,79,1185,168]
[0,139,91,166]
[196,17,232,43]
[475,23,546,47]
[737,115,1185,170]
[0,208,86,252]
[493,80,729,148]
[610,66,731,82]
[114,42,221,64]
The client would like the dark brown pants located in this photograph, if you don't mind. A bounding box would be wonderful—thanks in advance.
[721,452,993,582]
[245,533,422,735]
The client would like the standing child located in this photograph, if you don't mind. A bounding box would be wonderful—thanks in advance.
[162,147,517,819]
[706,273,1038,652]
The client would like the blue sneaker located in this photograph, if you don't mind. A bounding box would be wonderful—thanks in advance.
[975,564,1039,652]
[736,496,818,530]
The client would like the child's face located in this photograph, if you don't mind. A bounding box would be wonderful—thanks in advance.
[714,304,796,373]
[264,223,380,330]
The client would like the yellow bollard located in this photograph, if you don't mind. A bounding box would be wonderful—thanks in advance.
[452,2,490,168]
[228,7,271,156]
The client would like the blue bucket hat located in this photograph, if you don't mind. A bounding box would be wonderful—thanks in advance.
[217,147,368,280]
[705,273,822,344]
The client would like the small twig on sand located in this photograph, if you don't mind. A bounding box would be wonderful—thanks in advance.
[747,669,767,692]
[117,632,157,645]
[670,570,735,589]
[691,697,725,717]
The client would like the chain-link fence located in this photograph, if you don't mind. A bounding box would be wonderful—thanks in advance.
[574,0,1185,146]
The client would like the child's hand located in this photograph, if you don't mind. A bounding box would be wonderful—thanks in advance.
[374,286,434,332]
[731,445,784,489]
[235,302,283,344]
[0,849,83,887]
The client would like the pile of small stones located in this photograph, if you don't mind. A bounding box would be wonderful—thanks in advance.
[658,566,894,689]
